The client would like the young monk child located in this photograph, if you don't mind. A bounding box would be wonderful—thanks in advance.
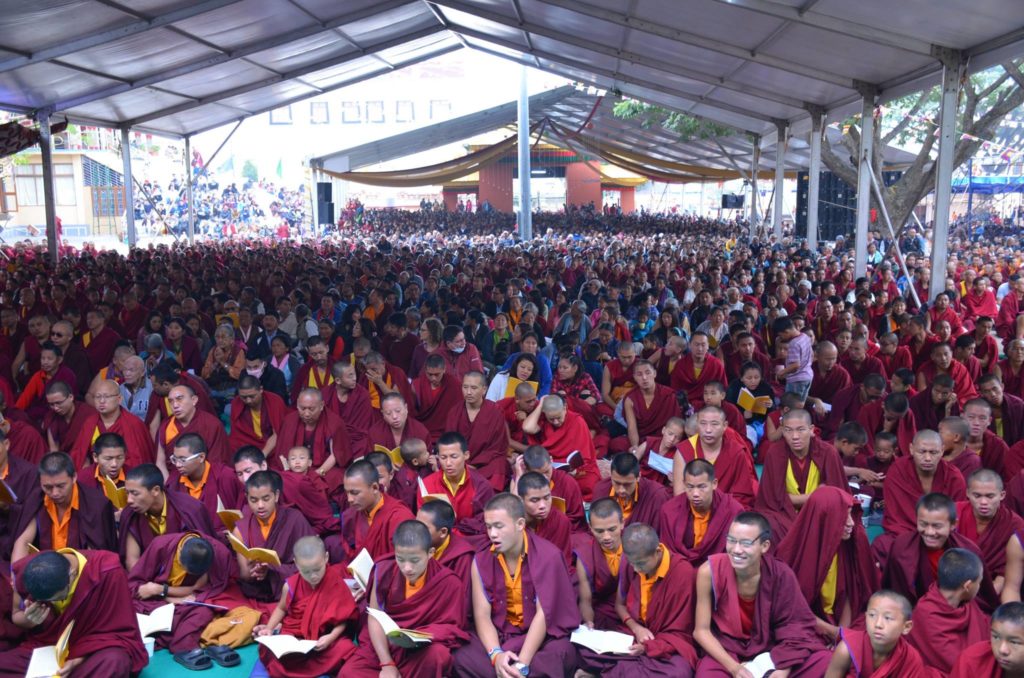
[254,535,358,678]
[285,446,331,502]
[869,432,897,514]
[825,590,933,677]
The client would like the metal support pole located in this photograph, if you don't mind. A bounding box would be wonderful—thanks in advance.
[966,157,974,231]
[120,128,137,248]
[930,52,963,301]
[749,135,760,232]
[517,65,532,240]
[854,88,876,278]
[807,109,823,252]
[184,136,195,244]
[37,111,58,265]
[773,122,786,240]
[867,164,922,309]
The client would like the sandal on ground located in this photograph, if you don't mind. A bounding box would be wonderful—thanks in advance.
[204,644,242,667]
[173,648,213,671]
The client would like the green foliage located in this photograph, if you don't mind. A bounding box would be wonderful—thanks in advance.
[612,99,734,141]
[241,160,258,182]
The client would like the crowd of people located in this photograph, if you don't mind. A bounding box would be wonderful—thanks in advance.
[1,208,1024,677]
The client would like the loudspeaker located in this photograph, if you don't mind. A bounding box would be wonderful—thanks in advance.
[794,170,903,241]
[317,201,335,225]
[721,194,744,209]
[316,182,332,203]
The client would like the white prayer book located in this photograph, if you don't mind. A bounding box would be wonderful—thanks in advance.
[743,651,776,678]
[646,451,674,477]
[136,602,175,637]
[255,634,317,659]
[569,625,634,654]
[347,548,374,592]
[366,607,433,649]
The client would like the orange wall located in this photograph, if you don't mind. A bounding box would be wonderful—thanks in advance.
[620,187,635,213]
[565,162,601,208]
[479,162,514,213]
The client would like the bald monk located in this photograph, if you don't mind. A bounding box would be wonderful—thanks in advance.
[522,394,601,500]
[840,337,888,385]
[949,601,1024,678]
[807,341,852,418]
[577,523,698,678]
[600,342,639,416]
[825,591,933,678]
[419,431,493,540]
[918,342,978,407]
[702,382,748,444]
[755,409,849,541]
[233,470,316,613]
[619,359,681,454]
[671,332,726,410]
[776,486,880,642]
[367,393,431,455]
[574,498,626,630]
[962,398,1010,478]
[660,459,743,565]
[940,415,983,480]
[391,438,436,510]
[69,378,154,468]
[880,429,967,538]
[858,391,918,457]
[120,463,217,569]
[445,371,510,492]
[322,361,372,458]
[960,469,1023,597]
[907,548,991,674]
[694,512,831,677]
[0,428,39,563]
[341,460,415,560]
[165,433,243,526]
[254,536,358,678]
[41,381,95,455]
[11,452,116,562]
[145,358,216,432]
[0,413,46,466]
[411,353,464,446]
[880,493,997,610]
[0,549,148,677]
[517,444,586,532]
[673,406,757,508]
[451,493,580,677]
[499,381,540,454]
[274,387,353,500]
[417,497,476,583]
[517,471,573,568]
[155,384,230,474]
[343,521,470,678]
[229,374,287,458]
[128,533,236,666]
[593,452,669,532]
[367,450,417,514]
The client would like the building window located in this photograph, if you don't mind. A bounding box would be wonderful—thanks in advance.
[395,100,415,123]
[269,106,292,125]
[365,100,385,124]
[13,163,75,206]
[310,102,330,125]
[430,99,451,120]
[341,101,361,124]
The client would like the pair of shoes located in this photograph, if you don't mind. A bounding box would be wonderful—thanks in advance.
[173,645,242,670]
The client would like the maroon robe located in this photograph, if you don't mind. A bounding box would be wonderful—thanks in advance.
[445,400,509,492]
[572,532,622,630]
[228,391,288,452]
[949,639,1005,677]
[775,487,879,625]
[322,384,373,458]
[910,388,961,431]
[42,401,96,455]
[810,363,853,404]
[675,431,757,508]
[997,290,1024,342]
[280,470,339,535]
[118,489,217,562]
[144,372,216,426]
[0,550,148,677]
[592,476,669,533]
[127,531,236,652]
[388,463,422,513]
[918,360,979,407]
[972,430,1008,479]
[881,457,966,535]
[908,582,990,675]
[232,505,316,605]
[0,454,39,562]
[14,480,117,553]
[411,372,463,445]
[5,419,47,465]
[166,461,243,527]
[81,325,121,374]
[344,559,468,678]
[366,417,431,455]
[857,399,918,456]
[528,508,573,569]
[878,345,913,378]
[754,438,849,541]
[956,501,1023,580]
[840,628,934,678]
[699,554,830,675]
[420,467,493,539]
[157,410,231,466]
[528,409,600,500]
[357,363,415,415]
[273,408,353,497]
[822,384,871,440]
[658,489,742,566]
[625,384,681,440]
[436,530,476,584]
[341,494,415,561]
[880,530,997,610]
[671,353,726,410]
[550,468,586,533]
[840,355,888,384]
[69,407,155,468]
[994,393,1024,447]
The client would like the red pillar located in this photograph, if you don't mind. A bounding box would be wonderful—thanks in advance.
[442,190,459,212]
[565,162,602,209]
[478,162,513,213]
[620,187,636,213]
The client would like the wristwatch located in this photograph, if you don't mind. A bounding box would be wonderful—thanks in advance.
[161,583,169,598]
[514,661,530,676]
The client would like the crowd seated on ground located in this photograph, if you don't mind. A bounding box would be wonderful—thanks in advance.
[4,206,1024,677]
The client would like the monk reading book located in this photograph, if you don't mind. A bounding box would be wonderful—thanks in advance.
[574,498,625,631]
[949,601,1024,678]
[253,536,359,678]
[659,459,743,566]
[825,591,933,678]
[522,394,601,500]
[341,520,470,677]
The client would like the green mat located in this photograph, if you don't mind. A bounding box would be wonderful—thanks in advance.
[140,643,260,677]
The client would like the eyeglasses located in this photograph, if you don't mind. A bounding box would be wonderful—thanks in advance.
[725,533,769,548]
[170,452,202,466]
[49,332,65,338]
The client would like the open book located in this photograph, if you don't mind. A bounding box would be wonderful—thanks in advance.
[347,548,374,592]
[737,387,772,415]
[742,651,776,678]
[417,476,450,505]
[373,444,404,468]
[255,634,317,659]
[100,474,128,509]
[552,450,584,472]
[25,619,74,677]
[216,496,243,532]
[570,625,633,654]
[503,377,538,398]
[367,607,433,649]
[646,450,674,477]
[226,532,281,566]
[551,496,567,514]
[137,603,174,637]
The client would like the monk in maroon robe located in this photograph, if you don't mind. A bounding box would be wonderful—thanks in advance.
[0,431,39,563]
[660,459,742,566]
[620,360,681,453]
[228,376,287,456]
[911,376,960,431]
[321,361,372,458]
[274,388,353,499]
[573,498,625,631]
[957,468,1024,591]
[520,444,587,533]
[452,494,580,678]
[40,382,95,455]
[341,460,414,560]
[69,379,154,468]
[978,375,1024,447]
[840,338,888,384]
[517,471,574,568]
[858,391,918,457]
[907,548,991,674]
[419,432,494,541]
[2,417,47,465]
[673,406,757,508]
[694,513,831,677]
[145,362,216,429]
[881,430,967,536]
[821,377,886,441]
[593,453,668,532]
[156,384,230,469]
[127,532,235,653]
[416,498,476,585]
[0,549,148,678]
[830,592,933,678]
[367,392,431,454]
[523,395,600,500]
[776,486,879,638]
[949,605,1024,677]
[253,536,358,678]
[359,351,415,417]
[165,434,243,528]
[411,354,464,445]
[344,522,469,678]
[445,372,510,492]
[81,309,122,375]
[755,409,848,541]
[671,334,726,410]
[808,342,852,412]
[289,337,335,404]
